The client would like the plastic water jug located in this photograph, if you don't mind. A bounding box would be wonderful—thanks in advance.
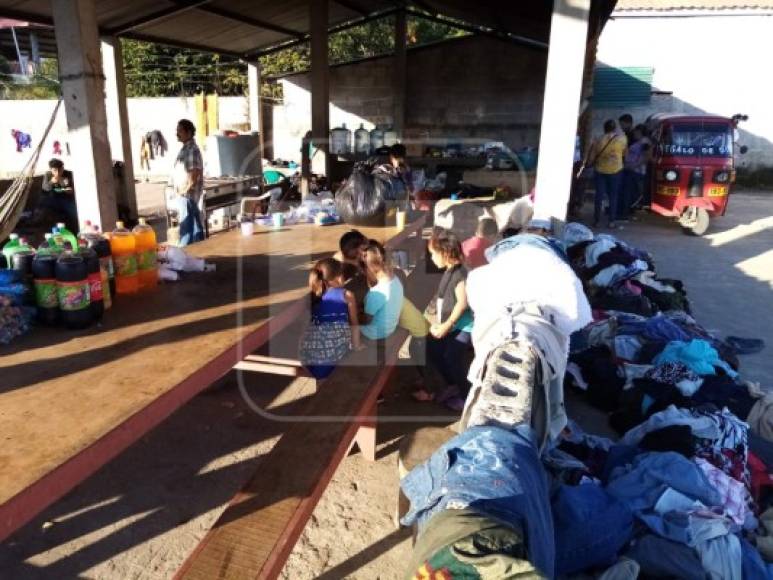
[330,123,352,155]
[354,123,370,154]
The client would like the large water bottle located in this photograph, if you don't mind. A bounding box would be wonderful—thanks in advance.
[32,248,59,326]
[133,218,158,290]
[56,222,79,252]
[354,124,370,155]
[88,225,115,299]
[110,221,138,294]
[79,240,104,321]
[2,233,20,263]
[56,250,92,329]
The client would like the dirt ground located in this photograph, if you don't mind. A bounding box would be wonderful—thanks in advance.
[1,190,771,579]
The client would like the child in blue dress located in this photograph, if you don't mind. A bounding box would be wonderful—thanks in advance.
[300,258,362,379]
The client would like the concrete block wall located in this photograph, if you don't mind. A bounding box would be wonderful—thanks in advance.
[273,35,548,162]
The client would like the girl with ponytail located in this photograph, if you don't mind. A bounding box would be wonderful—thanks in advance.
[300,258,363,379]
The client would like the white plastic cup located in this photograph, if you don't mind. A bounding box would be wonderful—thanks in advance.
[272,213,285,229]
[395,209,406,230]
[240,221,254,236]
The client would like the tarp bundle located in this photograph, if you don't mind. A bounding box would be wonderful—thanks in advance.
[335,160,408,226]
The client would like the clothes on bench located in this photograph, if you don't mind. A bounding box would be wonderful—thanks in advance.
[401,425,555,578]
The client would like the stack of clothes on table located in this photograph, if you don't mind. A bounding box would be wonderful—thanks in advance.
[399,224,773,579]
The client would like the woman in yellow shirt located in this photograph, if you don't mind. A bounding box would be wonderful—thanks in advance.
[586,119,627,229]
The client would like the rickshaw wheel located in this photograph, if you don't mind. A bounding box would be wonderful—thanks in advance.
[679,207,710,236]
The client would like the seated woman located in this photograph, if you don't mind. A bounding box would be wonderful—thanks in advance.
[413,228,473,411]
[299,258,362,380]
[361,240,404,341]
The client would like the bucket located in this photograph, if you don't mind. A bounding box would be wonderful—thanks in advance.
[241,221,255,236]
[395,209,406,230]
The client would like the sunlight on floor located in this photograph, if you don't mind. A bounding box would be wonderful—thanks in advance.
[735,248,773,288]
[706,216,773,247]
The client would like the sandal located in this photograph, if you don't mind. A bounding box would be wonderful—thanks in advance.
[412,389,435,402]
[435,385,461,404]
[444,396,466,412]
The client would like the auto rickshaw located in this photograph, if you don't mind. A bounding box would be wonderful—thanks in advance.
[646,113,746,235]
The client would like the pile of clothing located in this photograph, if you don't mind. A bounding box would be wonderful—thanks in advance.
[0,294,33,345]
[400,224,773,579]
[567,233,690,316]
[561,226,773,578]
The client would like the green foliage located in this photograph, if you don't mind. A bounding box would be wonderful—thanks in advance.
[0,14,468,100]
[122,39,248,97]
[0,57,60,99]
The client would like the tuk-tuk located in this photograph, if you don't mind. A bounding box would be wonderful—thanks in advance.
[646,114,746,235]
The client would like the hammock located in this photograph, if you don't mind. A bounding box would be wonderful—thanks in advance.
[0,98,63,241]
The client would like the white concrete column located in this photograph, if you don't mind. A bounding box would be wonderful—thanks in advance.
[310,0,329,185]
[393,9,407,141]
[102,36,138,220]
[52,0,117,231]
[247,60,265,171]
[533,0,591,224]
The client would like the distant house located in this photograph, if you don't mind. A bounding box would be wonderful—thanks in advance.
[593,1,773,170]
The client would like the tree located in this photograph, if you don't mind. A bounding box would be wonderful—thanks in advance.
[0,56,60,99]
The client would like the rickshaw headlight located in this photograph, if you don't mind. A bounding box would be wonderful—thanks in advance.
[664,169,679,182]
[714,170,730,183]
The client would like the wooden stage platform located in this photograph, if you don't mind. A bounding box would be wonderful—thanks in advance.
[0,219,421,543]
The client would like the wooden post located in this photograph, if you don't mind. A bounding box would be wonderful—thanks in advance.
[247,60,265,173]
[532,0,591,225]
[102,36,138,221]
[52,0,118,231]
[393,9,407,141]
[310,0,330,192]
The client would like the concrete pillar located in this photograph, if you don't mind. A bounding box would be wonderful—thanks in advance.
[102,36,138,220]
[310,0,329,186]
[393,9,407,141]
[52,0,117,231]
[29,32,40,68]
[533,0,591,225]
[247,61,265,172]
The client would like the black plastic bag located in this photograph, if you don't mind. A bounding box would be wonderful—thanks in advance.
[335,161,408,226]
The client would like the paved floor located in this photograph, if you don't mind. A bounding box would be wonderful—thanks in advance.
[605,190,773,386]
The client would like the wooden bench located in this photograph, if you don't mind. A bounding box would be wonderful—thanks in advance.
[175,226,437,580]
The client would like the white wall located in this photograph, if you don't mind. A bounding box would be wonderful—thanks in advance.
[272,79,376,165]
[0,95,251,178]
[594,13,773,168]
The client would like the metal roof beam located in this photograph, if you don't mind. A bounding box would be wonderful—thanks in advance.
[0,7,53,26]
[107,1,212,36]
[194,5,305,39]
[405,6,548,50]
[332,0,370,17]
[243,6,402,59]
[121,31,243,58]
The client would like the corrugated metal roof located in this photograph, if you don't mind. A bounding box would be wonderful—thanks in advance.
[615,0,773,10]
[0,1,617,58]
